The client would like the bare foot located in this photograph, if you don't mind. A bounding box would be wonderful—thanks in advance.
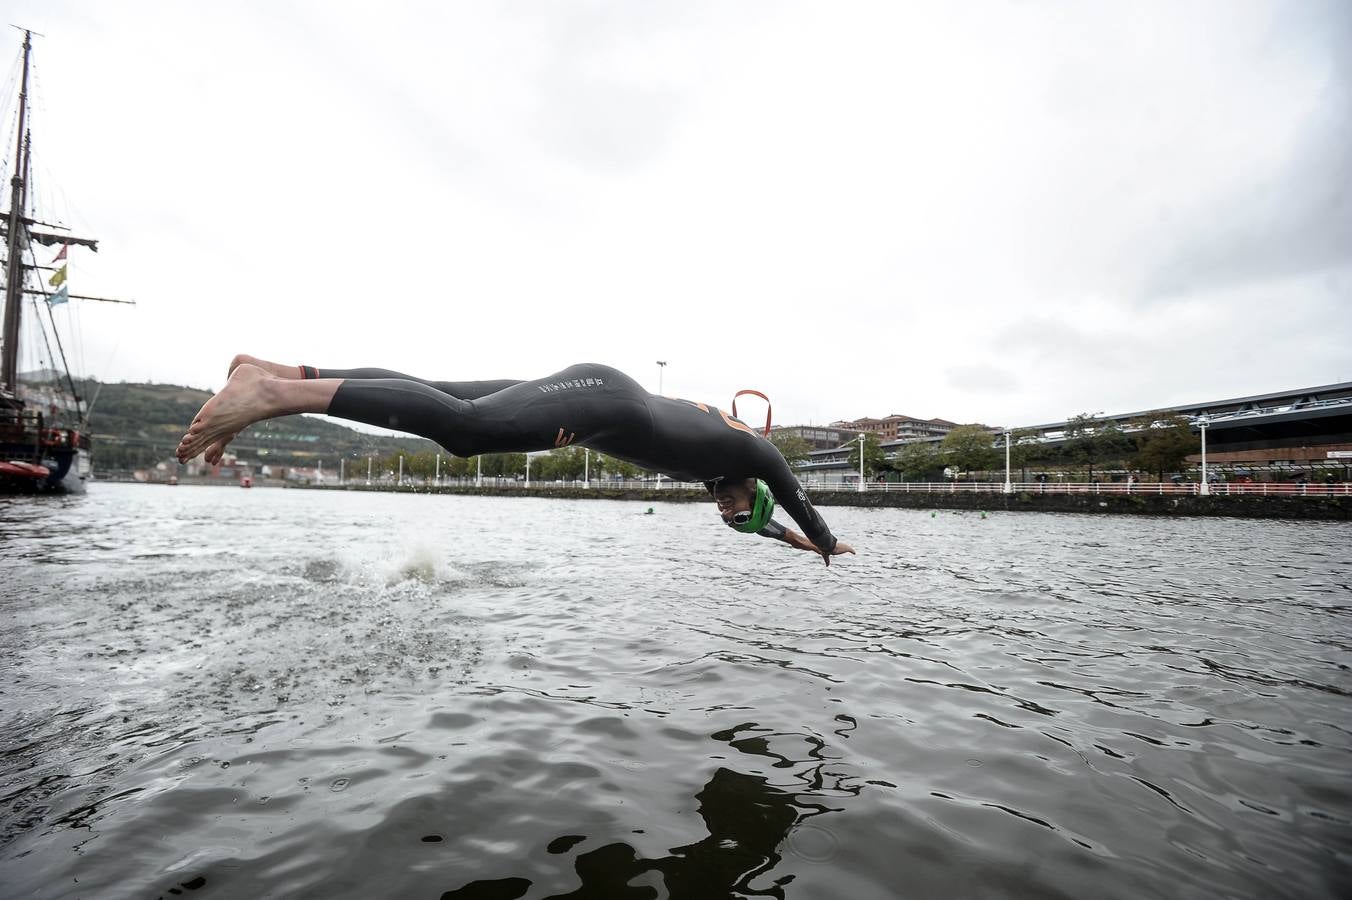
[203,433,238,466]
[198,355,303,462]
[229,353,305,380]
[177,365,278,462]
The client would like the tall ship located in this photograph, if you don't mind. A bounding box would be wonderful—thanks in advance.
[1,30,127,493]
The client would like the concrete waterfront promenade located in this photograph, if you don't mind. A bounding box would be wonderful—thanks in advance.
[299,480,1352,521]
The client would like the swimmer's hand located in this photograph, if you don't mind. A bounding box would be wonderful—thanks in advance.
[819,540,856,566]
[783,529,856,566]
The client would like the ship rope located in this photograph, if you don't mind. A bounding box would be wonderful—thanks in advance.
[21,233,82,419]
[0,46,20,181]
[27,295,55,379]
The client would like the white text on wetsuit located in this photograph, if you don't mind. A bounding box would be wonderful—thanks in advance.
[537,377,605,394]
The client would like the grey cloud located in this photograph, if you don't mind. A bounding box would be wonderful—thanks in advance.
[1140,2,1352,300]
[521,3,728,173]
[533,80,682,173]
[946,364,1020,394]
[1000,317,1146,369]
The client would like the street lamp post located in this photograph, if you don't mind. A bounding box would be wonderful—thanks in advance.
[1003,430,1013,494]
[1198,415,1210,496]
[475,455,481,487]
[857,431,867,493]
[584,448,589,486]
[525,453,531,488]
[653,367,666,488]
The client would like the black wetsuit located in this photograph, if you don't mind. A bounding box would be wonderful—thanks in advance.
[316,362,837,551]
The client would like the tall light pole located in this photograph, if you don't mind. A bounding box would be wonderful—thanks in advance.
[584,448,589,486]
[654,360,668,490]
[476,455,481,487]
[857,431,867,492]
[1003,430,1013,494]
[525,453,531,488]
[1198,415,1210,495]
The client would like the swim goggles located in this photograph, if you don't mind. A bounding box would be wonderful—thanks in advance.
[729,479,775,533]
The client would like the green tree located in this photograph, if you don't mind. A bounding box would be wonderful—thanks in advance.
[592,453,641,481]
[846,432,887,480]
[1065,413,1131,482]
[896,441,942,480]
[769,430,813,466]
[1130,413,1198,480]
[942,425,998,479]
[404,450,439,481]
[536,446,587,481]
[479,453,525,477]
[1006,428,1043,482]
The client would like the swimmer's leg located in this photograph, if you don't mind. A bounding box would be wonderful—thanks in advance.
[225,354,522,398]
[179,365,342,463]
[181,367,517,464]
[324,376,543,457]
[206,354,523,462]
[299,365,523,401]
[322,364,638,458]
[185,362,628,466]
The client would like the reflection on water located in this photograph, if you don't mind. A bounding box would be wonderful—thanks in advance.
[447,722,859,900]
[0,484,1349,899]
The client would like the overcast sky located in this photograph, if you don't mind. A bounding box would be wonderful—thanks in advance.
[6,0,1349,429]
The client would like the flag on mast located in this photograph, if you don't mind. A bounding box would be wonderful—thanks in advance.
[49,264,68,287]
[48,285,69,306]
[51,244,68,263]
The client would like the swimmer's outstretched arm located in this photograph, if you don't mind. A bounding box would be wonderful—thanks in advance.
[760,519,857,566]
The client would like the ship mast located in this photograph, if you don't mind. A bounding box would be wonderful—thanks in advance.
[1,29,33,394]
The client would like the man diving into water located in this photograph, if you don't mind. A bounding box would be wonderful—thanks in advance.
[177,356,856,565]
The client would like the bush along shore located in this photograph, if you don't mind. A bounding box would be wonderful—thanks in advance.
[307,482,1351,520]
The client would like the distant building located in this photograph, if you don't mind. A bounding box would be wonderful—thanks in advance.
[771,424,862,451]
[795,381,1352,485]
[830,414,958,443]
[772,414,968,486]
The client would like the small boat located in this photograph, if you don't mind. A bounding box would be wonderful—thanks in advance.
[0,459,49,481]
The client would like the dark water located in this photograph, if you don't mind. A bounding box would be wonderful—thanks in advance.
[1,483,1348,899]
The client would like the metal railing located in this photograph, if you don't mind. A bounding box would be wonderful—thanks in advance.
[341,477,711,491]
[806,480,1352,496]
[339,477,1350,497]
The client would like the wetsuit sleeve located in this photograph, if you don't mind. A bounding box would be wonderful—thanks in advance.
[756,444,837,552]
[757,519,788,540]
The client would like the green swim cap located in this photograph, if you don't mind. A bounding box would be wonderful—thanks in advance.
[733,479,776,533]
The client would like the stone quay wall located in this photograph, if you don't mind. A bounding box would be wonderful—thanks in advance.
[316,483,1351,520]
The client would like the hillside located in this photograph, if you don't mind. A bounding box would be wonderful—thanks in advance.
[74,378,440,472]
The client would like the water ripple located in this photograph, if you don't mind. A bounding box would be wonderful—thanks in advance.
[0,487,1348,899]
